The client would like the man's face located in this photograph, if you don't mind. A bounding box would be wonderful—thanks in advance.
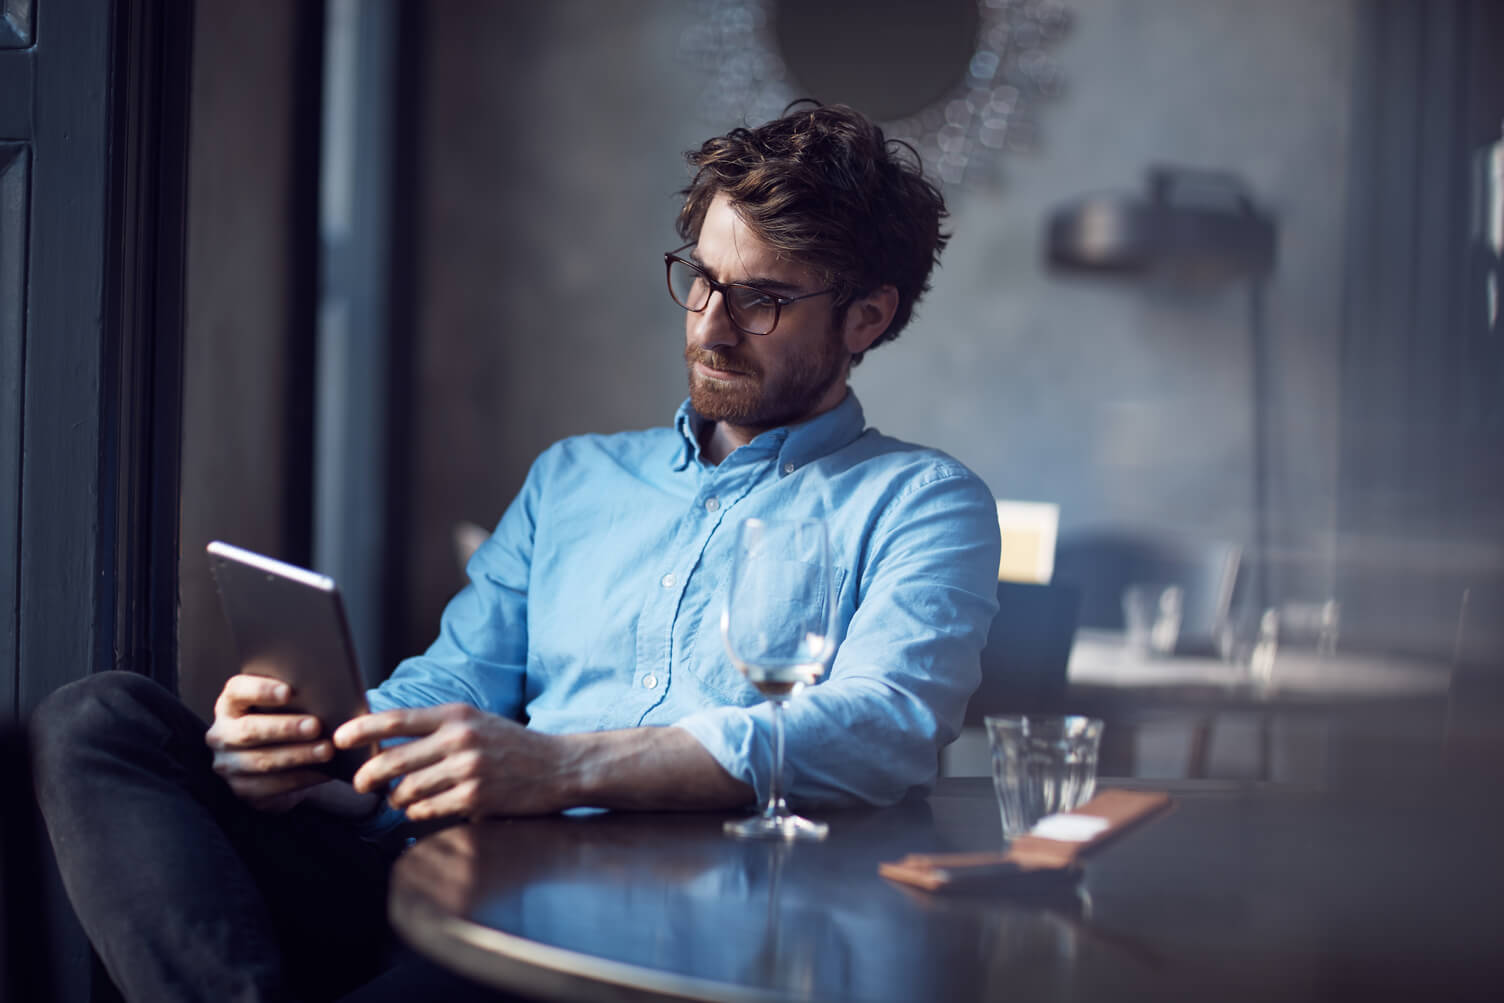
[683,193,849,433]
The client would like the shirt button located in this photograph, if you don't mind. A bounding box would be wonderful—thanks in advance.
[642,674,658,689]
[704,496,720,513]
[783,462,795,474]
[660,573,676,589]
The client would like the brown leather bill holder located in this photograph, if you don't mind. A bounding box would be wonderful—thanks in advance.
[880,789,1173,893]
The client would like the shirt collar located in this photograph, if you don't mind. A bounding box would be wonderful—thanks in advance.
[671,391,866,472]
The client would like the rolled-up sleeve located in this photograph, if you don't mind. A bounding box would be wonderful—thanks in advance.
[675,467,1001,807]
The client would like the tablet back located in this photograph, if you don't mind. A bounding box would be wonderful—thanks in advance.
[206,541,370,780]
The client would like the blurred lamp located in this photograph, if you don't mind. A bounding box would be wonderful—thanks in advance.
[1046,166,1276,283]
[1044,166,1279,611]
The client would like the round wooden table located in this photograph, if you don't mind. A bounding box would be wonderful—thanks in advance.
[389,777,1503,1002]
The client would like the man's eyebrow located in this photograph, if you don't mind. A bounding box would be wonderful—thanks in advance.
[687,253,803,295]
[737,277,804,296]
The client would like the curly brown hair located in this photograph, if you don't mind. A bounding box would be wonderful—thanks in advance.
[677,102,949,364]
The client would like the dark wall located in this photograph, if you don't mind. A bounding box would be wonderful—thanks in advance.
[400,0,705,659]
[178,0,318,718]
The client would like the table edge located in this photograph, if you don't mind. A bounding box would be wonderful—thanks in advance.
[389,879,796,1003]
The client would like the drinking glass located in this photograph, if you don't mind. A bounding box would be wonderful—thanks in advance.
[984,714,1104,841]
[1122,583,1183,656]
[721,518,836,841]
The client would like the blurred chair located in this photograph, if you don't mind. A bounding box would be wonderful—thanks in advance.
[968,498,1073,722]
[963,581,1080,726]
[1052,529,1242,655]
[1051,529,1241,778]
[944,580,1078,777]
[452,520,490,571]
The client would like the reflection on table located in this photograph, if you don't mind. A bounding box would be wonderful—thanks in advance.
[388,778,1503,1002]
[390,795,1043,1002]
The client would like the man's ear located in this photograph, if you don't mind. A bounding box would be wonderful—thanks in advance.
[841,285,900,355]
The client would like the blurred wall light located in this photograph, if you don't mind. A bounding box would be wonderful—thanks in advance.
[1046,166,1276,283]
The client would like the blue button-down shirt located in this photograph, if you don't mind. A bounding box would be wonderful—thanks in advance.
[368,393,1000,806]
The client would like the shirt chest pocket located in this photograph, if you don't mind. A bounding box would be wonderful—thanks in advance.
[682,563,849,705]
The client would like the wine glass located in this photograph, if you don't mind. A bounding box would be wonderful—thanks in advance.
[721,518,836,841]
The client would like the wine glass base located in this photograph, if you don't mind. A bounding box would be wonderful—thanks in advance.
[723,814,829,842]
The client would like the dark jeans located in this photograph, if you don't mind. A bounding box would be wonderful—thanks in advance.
[30,672,512,1003]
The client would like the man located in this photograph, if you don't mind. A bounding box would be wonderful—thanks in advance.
[32,102,1001,1001]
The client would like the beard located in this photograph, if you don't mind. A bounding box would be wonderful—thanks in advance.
[685,325,848,432]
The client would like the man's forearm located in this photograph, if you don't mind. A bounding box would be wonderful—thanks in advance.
[337,705,749,819]
[556,725,753,811]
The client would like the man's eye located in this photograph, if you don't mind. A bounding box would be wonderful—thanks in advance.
[731,287,777,310]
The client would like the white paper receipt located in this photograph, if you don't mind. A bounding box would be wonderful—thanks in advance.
[1030,813,1111,842]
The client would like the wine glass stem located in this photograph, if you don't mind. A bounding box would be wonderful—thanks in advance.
[765,698,786,821]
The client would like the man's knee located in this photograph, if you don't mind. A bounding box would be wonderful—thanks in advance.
[30,671,188,780]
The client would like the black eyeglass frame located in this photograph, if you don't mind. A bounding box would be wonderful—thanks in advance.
[664,244,836,336]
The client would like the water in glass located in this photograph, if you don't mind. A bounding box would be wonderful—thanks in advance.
[986,715,1104,841]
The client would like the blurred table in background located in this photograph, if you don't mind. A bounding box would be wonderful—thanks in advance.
[947,629,1457,782]
[1068,630,1452,703]
[1065,631,1454,782]
[389,777,1504,1002]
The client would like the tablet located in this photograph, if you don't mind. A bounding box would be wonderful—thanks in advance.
[206,540,372,781]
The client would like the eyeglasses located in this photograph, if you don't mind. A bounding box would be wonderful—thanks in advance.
[664,245,835,336]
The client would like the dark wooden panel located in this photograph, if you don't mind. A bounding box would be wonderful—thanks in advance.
[107,0,192,695]
[0,0,33,48]
[0,46,30,137]
[7,1,194,997]
[8,2,114,995]
[16,0,113,718]
[0,144,26,719]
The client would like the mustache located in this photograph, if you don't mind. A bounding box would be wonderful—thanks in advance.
[685,346,759,376]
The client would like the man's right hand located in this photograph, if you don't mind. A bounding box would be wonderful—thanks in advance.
[205,673,335,812]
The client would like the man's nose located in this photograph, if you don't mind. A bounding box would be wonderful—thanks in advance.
[688,290,741,351]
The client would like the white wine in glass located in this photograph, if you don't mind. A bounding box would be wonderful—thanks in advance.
[720,518,836,841]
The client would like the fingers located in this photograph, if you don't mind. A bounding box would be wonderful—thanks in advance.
[385,749,484,812]
[207,674,323,753]
[346,709,486,796]
[206,674,340,807]
[334,703,475,749]
[402,779,482,823]
[348,731,451,796]
[206,711,320,752]
[215,673,292,717]
[336,705,551,819]
[214,738,333,773]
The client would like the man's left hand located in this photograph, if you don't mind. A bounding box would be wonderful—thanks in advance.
[332,705,575,821]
